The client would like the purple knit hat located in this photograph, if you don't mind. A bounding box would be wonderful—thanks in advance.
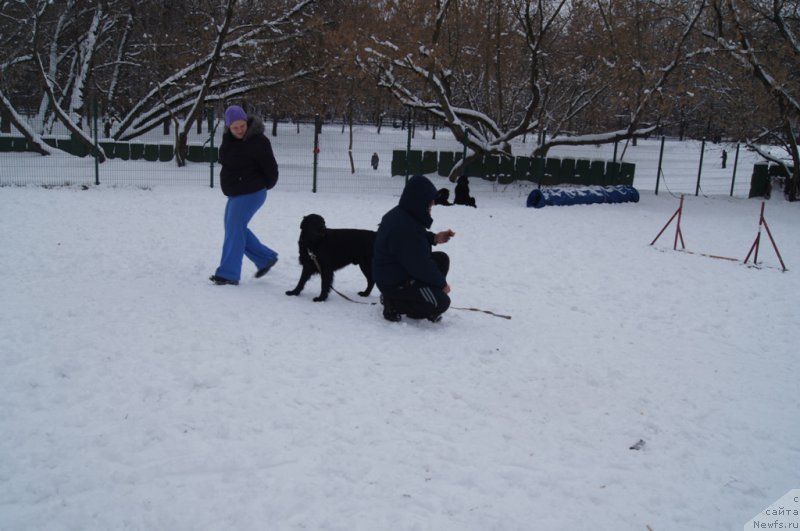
[224,105,247,126]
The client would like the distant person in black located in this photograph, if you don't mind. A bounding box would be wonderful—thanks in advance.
[371,152,379,170]
[721,149,728,169]
[373,175,455,323]
[454,175,477,207]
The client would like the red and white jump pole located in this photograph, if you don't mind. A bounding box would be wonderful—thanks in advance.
[650,194,685,250]
[744,201,788,272]
[651,197,788,271]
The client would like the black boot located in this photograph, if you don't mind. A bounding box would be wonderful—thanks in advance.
[381,295,401,322]
[255,256,278,278]
[209,275,239,285]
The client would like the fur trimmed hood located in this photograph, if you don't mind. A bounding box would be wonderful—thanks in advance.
[398,175,438,229]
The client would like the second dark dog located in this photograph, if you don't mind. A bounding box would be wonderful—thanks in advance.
[285,213,376,302]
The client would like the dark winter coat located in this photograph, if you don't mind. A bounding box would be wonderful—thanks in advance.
[373,175,447,292]
[218,117,278,197]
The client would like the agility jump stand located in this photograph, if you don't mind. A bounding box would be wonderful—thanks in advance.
[743,201,788,272]
[650,195,788,271]
[650,194,687,251]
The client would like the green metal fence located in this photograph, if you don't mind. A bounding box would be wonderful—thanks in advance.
[0,109,760,197]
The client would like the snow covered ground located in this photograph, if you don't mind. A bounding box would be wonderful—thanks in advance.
[1,137,798,530]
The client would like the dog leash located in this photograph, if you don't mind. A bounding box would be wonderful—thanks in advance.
[330,289,511,319]
[308,251,511,319]
[308,251,378,305]
[334,288,378,305]
[451,306,512,320]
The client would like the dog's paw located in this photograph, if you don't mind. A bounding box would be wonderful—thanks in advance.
[285,290,300,296]
[312,295,327,302]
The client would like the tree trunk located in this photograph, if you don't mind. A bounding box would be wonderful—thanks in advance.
[1,107,10,133]
[787,170,798,202]
[174,0,238,166]
[175,128,188,167]
[0,88,54,155]
[348,109,355,174]
[35,55,106,161]
[68,4,104,130]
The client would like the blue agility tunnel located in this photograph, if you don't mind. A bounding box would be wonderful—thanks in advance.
[526,185,640,208]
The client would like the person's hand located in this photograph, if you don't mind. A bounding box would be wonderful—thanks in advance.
[443,284,451,294]
[435,229,455,244]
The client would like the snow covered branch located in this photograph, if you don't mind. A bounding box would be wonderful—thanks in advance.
[538,125,659,152]
[35,53,106,161]
[361,2,575,178]
[111,0,317,142]
[0,87,54,155]
[704,0,800,199]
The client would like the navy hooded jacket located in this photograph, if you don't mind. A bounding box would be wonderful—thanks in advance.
[373,175,447,292]
[218,117,278,197]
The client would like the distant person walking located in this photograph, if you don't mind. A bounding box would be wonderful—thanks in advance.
[210,105,279,285]
[371,152,380,170]
[721,149,728,169]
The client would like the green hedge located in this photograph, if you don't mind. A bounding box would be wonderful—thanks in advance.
[560,158,577,184]
[389,150,637,186]
[0,135,215,163]
[0,137,15,151]
[11,137,28,151]
[543,158,561,186]
[514,156,531,181]
[391,150,407,176]
[438,151,455,177]
[750,162,794,198]
[749,163,770,198]
[590,160,605,184]
[619,162,635,186]
[575,159,591,184]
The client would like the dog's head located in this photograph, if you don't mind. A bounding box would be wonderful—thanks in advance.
[299,214,327,245]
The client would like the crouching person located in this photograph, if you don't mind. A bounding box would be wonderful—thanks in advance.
[374,175,455,323]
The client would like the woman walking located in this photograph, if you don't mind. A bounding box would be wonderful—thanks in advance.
[209,105,279,285]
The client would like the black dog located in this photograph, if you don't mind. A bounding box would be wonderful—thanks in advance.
[285,214,376,302]
[454,175,477,207]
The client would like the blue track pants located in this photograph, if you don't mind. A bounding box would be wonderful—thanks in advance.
[215,189,277,281]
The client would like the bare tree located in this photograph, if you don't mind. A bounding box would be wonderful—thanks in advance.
[32,0,108,161]
[361,0,570,178]
[1,0,320,163]
[4,0,798,178]
[0,1,52,154]
[111,0,320,166]
[170,0,237,167]
[360,0,707,178]
[704,0,800,200]
[534,0,709,155]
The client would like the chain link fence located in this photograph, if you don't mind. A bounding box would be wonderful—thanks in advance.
[0,110,768,199]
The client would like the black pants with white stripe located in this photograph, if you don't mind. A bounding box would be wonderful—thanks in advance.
[384,252,451,320]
